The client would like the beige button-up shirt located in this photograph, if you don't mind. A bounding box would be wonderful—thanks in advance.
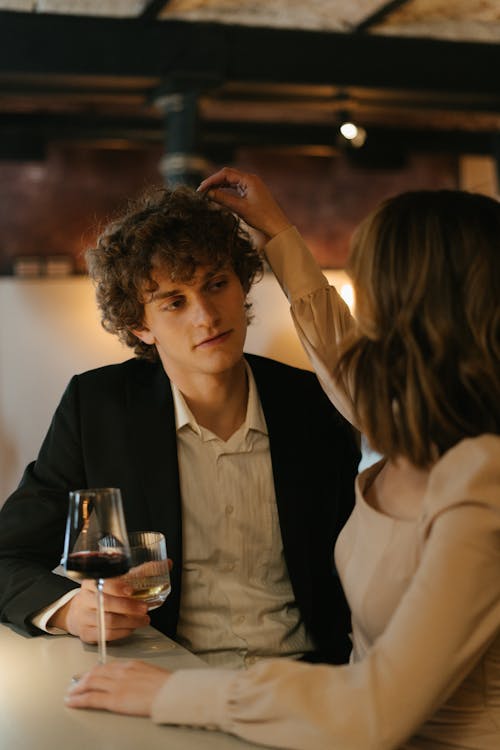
[172,362,313,668]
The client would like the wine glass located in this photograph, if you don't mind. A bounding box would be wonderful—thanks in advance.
[61,487,130,664]
[124,531,171,610]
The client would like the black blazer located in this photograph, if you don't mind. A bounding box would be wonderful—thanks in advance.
[0,355,359,663]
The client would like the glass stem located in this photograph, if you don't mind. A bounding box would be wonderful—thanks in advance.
[96,578,107,664]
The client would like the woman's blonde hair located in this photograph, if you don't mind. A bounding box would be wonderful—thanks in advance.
[336,190,500,467]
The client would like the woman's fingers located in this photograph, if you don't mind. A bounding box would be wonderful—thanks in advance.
[198,167,292,239]
[66,660,171,716]
[198,166,249,194]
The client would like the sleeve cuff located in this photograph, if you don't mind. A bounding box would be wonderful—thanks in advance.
[265,226,330,302]
[31,588,79,634]
[151,668,236,731]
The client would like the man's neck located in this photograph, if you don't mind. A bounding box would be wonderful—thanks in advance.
[170,359,249,442]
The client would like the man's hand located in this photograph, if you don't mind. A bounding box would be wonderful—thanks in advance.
[65,659,171,716]
[48,578,150,643]
[198,167,292,241]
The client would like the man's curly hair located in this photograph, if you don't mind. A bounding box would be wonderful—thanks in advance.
[86,186,263,361]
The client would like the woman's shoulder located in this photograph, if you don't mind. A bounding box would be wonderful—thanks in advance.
[423,434,500,521]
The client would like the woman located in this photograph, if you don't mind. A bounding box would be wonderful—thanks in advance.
[66,168,500,750]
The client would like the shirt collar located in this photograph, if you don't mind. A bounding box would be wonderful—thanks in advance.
[171,359,268,438]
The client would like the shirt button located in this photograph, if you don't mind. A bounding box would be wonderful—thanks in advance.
[234,615,245,625]
[225,504,234,515]
[245,655,258,666]
[222,562,235,572]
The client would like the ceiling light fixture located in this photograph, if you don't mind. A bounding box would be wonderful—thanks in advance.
[338,112,367,149]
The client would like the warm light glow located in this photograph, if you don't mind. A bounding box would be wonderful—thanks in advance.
[323,271,355,315]
[339,121,367,148]
[340,283,355,312]
[340,121,358,140]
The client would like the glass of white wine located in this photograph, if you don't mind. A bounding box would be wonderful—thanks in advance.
[124,531,171,610]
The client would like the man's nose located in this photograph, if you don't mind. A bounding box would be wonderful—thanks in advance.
[192,295,220,326]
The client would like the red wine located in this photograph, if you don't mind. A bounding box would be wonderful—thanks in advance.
[66,550,130,580]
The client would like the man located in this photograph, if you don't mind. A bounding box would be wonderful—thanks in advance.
[0,186,359,667]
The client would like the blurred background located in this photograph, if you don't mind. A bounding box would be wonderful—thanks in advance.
[1,0,499,501]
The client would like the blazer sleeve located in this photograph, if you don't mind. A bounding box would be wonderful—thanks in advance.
[0,376,86,634]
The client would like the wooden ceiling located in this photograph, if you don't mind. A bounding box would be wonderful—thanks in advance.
[0,1,499,161]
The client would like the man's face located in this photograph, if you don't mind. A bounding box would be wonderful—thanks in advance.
[134,262,248,384]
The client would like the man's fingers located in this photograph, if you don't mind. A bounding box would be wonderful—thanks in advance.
[78,610,150,642]
[79,609,150,634]
[81,577,133,596]
[103,611,150,630]
[78,586,149,616]
[79,626,141,644]
[66,586,150,641]
[102,594,149,617]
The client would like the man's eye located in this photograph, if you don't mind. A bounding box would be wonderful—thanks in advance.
[210,278,227,291]
[162,298,183,311]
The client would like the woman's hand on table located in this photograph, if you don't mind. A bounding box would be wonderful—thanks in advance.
[49,578,150,643]
[198,167,292,241]
[65,659,171,716]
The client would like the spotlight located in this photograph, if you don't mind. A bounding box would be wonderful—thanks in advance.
[339,122,359,140]
[338,116,367,149]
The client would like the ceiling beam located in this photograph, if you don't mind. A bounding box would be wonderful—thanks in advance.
[355,0,412,33]
[1,11,500,95]
[140,0,171,21]
[0,111,497,158]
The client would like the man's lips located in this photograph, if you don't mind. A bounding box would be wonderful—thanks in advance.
[195,330,232,348]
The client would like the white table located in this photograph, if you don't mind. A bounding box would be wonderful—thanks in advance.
[0,624,273,750]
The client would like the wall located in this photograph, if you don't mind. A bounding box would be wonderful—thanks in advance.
[0,144,458,273]
[0,145,165,275]
[0,277,125,502]
[235,149,459,266]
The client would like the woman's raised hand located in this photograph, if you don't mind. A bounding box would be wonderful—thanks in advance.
[198,167,291,240]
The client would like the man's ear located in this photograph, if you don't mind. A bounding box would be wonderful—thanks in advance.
[131,326,155,345]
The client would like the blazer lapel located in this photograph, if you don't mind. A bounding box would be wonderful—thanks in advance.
[124,361,183,633]
[246,354,313,618]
